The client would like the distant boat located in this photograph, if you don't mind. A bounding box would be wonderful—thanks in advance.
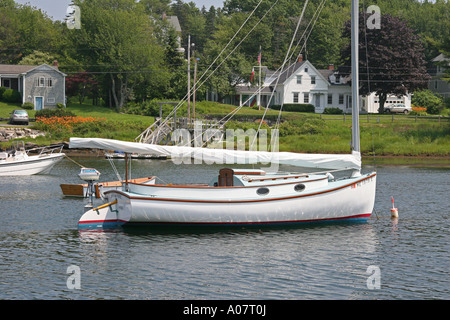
[0,142,65,176]
[60,176,156,198]
[105,151,167,160]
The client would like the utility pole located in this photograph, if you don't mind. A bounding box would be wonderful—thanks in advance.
[258,45,262,110]
[187,35,191,126]
[193,57,198,123]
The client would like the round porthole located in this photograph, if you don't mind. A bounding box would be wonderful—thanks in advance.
[294,184,305,192]
[256,187,270,196]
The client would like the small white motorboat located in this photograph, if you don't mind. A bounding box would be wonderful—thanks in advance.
[0,142,65,176]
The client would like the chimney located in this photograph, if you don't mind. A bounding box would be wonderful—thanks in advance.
[328,64,334,71]
[298,54,303,62]
[53,60,58,68]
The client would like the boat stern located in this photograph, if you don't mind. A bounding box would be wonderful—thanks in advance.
[78,201,121,229]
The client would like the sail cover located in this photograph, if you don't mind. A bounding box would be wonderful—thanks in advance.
[69,137,361,171]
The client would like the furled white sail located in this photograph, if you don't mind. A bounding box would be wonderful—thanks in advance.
[69,137,361,171]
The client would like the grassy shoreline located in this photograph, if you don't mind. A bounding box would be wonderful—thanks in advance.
[1,101,449,160]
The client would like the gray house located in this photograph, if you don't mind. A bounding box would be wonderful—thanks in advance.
[0,62,66,110]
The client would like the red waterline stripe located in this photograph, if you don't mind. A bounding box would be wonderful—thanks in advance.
[79,213,372,226]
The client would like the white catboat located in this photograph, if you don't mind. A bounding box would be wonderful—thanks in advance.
[0,142,65,176]
[71,0,377,229]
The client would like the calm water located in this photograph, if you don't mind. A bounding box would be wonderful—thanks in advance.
[0,157,448,300]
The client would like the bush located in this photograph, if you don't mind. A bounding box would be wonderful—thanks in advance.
[22,102,34,110]
[412,89,444,115]
[35,108,76,118]
[2,89,21,103]
[56,103,65,109]
[270,104,315,113]
[323,107,343,114]
[0,87,6,100]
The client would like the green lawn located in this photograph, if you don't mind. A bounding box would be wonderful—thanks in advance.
[1,100,449,157]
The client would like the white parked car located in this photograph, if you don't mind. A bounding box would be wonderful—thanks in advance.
[384,104,412,114]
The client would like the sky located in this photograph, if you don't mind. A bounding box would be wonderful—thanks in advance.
[14,0,225,21]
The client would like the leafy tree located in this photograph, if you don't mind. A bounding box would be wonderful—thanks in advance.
[340,12,430,113]
[68,0,168,111]
[18,50,56,65]
[412,89,444,114]
[66,72,99,104]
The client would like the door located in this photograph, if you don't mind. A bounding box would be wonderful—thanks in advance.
[35,97,43,110]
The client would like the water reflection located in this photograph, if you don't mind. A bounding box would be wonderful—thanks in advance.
[0,159,449,299]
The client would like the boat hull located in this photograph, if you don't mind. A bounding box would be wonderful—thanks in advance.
[78,172,376,229]
[0,153,65,176]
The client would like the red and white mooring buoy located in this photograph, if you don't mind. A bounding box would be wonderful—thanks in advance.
[391,196,398,218]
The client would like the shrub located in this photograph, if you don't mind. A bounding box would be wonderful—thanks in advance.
[56,103,65,109]
[22,102,34,110]
[412,89,444,114]
[410,105,427,116]
[270,104,315,113]
[0,86,6,100]
[35,108,76,118]
[323,107,343,114]
[2,89,21,103]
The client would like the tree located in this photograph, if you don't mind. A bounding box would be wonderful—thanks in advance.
[18,50,56,65]
[66,72,99,104]
[340,12,431,113]
[69,0,168,111]
[412,89,444,115]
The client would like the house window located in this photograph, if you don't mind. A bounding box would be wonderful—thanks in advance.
[2,79,11,88]
[304,67,308,73]
[335,76,340,84]
[36,77,53,87]
[311,76,316,84]
[293,92,299,103]
[296,75,302,84]
[304,93,309,103]
[327,94,332,104]
[339,94,344,104]
[47,97,56,104]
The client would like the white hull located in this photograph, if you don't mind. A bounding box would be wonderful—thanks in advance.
[0,153,65,176]
[79,172,376,229]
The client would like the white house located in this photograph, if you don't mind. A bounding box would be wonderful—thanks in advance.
[223,57,412,113]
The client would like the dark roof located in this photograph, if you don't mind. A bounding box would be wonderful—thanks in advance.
[0,64,36,75]
[276,61,305,84]
[0,63,60,75]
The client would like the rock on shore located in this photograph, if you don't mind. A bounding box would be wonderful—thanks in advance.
[0,127,46,142]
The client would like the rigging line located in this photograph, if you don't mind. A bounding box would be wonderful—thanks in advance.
[273,0,327,133]
[64,154,85,168]
[106,152,123,182]
[184,1,281,147]
[363,0,371,94]
[252,0,310,145]
[363,0,376,169]
[252,0,328,150]
[150,0,267,132]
